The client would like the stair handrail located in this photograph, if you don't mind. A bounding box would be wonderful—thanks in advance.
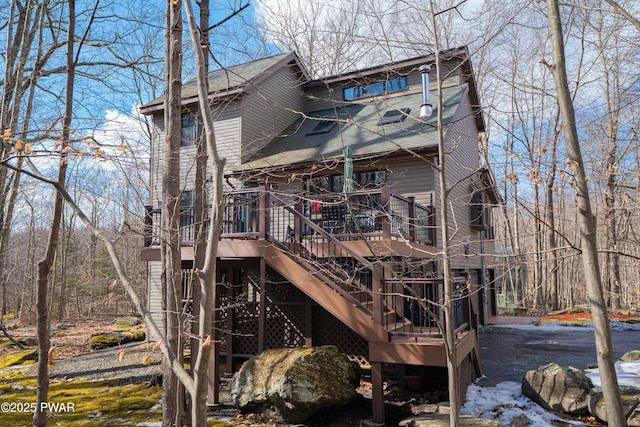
[267,193,383,317]
[272,195,374,269]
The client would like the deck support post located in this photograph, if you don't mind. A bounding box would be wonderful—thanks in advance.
[225,269,234,374]
[259,183,267,240]
[408,196,416,242]
[372,264,383,326]
[371,361,385,424]
[207,341,219,405]
[258,258,267,352]
[304,296,313,347]
[207,268,221,405]
[381,186,391,240]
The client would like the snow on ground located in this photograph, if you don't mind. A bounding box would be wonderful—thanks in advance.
[462,381,585,426]
[587,360,640,388]
[462,320,640,426]
[462,361,640,426]
[495,319,640,332]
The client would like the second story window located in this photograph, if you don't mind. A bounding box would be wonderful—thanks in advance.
[181,111,198,147]
[343,76,408,101]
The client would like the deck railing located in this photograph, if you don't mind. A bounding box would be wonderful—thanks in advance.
[381,277,469,334]
[144,186,468,336]
[143,185,436,247]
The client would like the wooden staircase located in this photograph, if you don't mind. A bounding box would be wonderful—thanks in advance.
[264,198,482,380]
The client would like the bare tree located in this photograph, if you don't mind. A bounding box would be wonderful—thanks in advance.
[161,0,184,424]
[544,0,625,425]
[33,0,77,423]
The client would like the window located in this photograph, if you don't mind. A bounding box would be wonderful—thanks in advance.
[377,108,411,126]
[308,171,386,193]
[308,175,343,193]
[470,191,487,229]
[343,76,408,101]
[306,120,337,136]
[358,171,386,189]
[180,190,195,208]
[181,111,198,147]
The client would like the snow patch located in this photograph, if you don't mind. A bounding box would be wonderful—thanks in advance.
[462,381,585,426]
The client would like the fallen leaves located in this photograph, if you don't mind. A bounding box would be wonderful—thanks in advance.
[48,346,57,369]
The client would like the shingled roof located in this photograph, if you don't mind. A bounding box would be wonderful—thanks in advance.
[236,84,469,172]
[140,52,305,113]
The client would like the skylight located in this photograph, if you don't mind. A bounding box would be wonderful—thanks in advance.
[306,120,337,136]
[377,108,411,126]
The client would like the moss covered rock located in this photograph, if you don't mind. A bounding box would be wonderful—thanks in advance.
[114,317,142,329]
[588,386,640,424]
[90,329,146,350]
[0,348,38,369]
[230,346,360,422]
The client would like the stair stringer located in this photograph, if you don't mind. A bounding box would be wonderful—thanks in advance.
[263,245,389,343]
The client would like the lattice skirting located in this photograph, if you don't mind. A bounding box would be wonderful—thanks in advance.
[218,300,370,367]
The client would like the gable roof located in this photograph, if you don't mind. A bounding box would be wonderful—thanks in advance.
[306,46,485,132]
[140,52,307,114]
[236,84,470,173]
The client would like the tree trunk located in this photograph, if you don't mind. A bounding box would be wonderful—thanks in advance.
[545,129,560,311]
[600,34,621,313]
[426,6,460,424]
[162,0,184,425]
[34,1,75,424]
[0,0,40,328]
[544,1,625,425]
[184,1,226,424]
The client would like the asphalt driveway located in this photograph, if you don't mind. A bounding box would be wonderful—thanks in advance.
[476,324,640,387]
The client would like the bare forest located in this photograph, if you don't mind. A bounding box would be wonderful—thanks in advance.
[0,0,635,327]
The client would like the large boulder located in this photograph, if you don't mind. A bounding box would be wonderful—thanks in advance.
[620,350,640,362]
[0,348,38,369]
[588,386,640,425]
[521,363,593,414]
[231,346,360,422]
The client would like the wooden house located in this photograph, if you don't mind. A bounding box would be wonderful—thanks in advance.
[140,47,498,423]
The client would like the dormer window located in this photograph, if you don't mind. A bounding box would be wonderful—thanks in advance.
[306,120,337,136]
[377,108,411,126]
[343,76,408,101]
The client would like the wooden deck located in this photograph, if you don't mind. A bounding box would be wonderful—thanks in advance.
[143,187,482,424]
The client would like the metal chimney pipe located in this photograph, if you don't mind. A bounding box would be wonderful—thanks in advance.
[419,64,433,118]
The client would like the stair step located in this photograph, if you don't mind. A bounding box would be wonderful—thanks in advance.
[349,290,370,301]
[387,319,412,333]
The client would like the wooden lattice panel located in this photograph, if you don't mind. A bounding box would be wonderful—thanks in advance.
[265,303,306,349]
[312,305,370,367]
[218,295,228,354]
[233,302,259,356]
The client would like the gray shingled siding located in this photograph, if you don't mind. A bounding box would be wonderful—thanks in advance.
[147,261,162,341]
[440,87,488,270]
[242,66,305,162]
